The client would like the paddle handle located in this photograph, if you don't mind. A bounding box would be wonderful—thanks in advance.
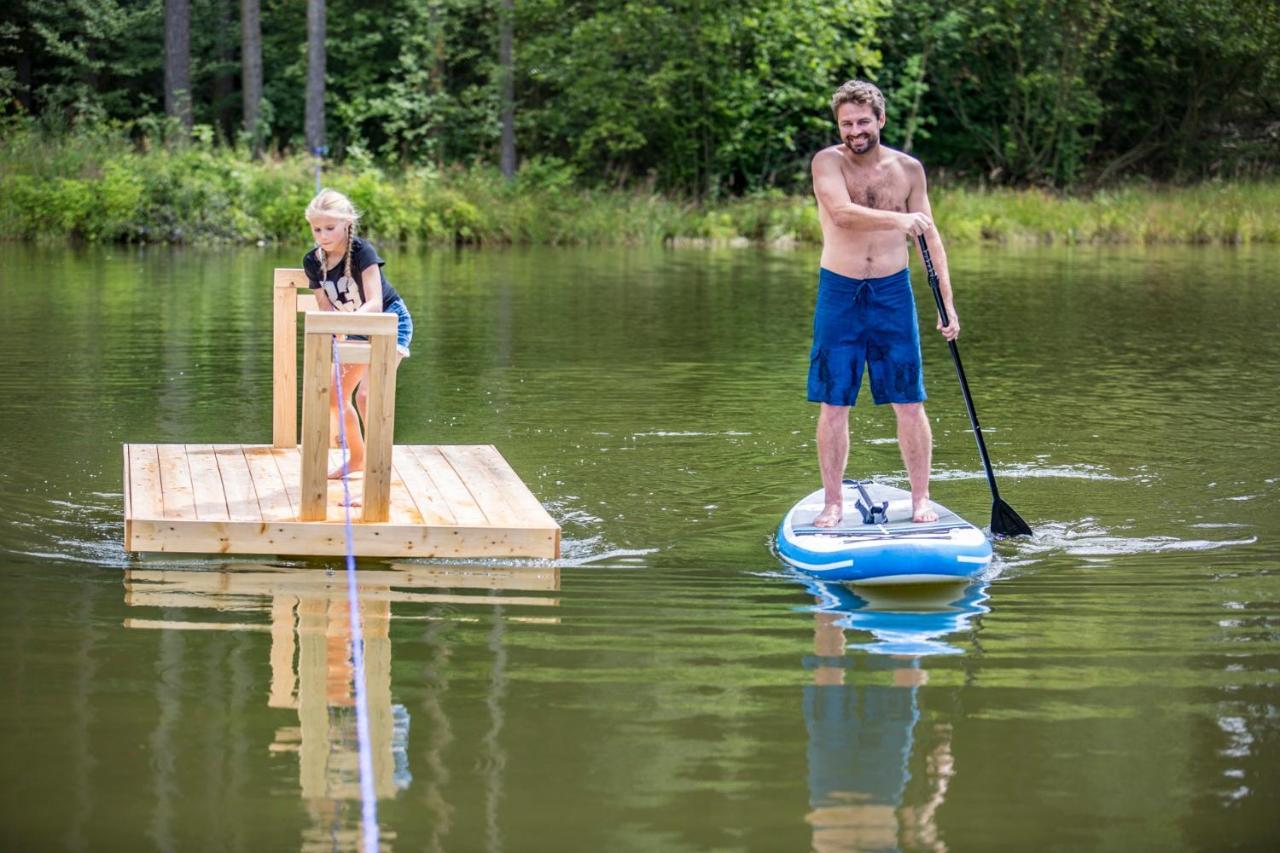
[916,233,952,327]
[915,235,1002,502]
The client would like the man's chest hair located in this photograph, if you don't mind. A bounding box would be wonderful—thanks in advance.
[845,164,907,212]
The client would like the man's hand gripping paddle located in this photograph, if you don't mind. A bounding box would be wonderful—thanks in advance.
[916,235,1032,537]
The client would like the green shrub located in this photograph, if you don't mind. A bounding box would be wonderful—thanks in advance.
[2,120,1278,247]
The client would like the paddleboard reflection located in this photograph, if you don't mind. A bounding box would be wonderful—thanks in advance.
[807,580,990,657]
[800,580,988,851]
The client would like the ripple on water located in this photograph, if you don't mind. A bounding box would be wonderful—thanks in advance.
[930,461,1134,482]
[992,516,1258,572]
[6,490,657,573]
[7,495,132,568]
[630,430,755,438]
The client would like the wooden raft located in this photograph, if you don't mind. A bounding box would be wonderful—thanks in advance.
[122,269,560,559]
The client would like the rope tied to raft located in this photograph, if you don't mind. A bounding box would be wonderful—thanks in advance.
[332,338,380,853]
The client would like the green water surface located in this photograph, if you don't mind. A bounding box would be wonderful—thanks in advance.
[1,243,1276,851]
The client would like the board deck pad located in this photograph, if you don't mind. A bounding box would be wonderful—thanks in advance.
[776,480,992,585]
[793,483,963,531]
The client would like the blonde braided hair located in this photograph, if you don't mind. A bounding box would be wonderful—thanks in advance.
[306,189,362,307]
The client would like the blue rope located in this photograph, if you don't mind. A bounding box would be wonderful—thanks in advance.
[332,338,379,852]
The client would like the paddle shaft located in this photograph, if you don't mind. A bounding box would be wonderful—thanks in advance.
[915,235,1003,502]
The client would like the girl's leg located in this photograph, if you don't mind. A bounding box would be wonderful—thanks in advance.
[330,363,369,478]
[356,301,412,423]
[354,351,404,426]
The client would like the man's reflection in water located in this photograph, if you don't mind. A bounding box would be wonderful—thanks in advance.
[802,582,985,853]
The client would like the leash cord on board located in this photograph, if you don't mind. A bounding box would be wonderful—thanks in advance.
[333,338,380,852]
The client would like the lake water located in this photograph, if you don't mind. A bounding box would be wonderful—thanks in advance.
[1,242,1276,851]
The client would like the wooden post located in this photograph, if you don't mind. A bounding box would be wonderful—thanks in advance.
[299,323,332,521]
[362,595,396,797]
[296,595,329,799]
[361,331,397,523]
[269,596,298,708]
[123,445,133,551]
[272,270,301,449]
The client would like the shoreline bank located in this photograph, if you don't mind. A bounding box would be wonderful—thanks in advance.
[3,136,1276,248]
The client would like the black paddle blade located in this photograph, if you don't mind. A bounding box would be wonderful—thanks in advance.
[990,498,1033,537]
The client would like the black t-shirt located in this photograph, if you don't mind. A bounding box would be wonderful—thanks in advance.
[302,237,403,311]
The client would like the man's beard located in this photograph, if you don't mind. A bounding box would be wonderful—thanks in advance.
[845,132,879,155]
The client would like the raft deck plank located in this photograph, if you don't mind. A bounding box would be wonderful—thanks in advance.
[242,446,294,520]
[123,443,560,559]
[213,445,265,522]
[187,445,231,521]
[156,443,197,520]
[410,445,489,525]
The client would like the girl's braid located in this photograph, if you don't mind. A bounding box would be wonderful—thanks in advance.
[344,220,358,303]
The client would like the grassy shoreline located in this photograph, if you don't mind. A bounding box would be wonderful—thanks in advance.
[3,129,1277,247]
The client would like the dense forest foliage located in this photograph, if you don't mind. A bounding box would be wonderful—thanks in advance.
[3,0,1277,197]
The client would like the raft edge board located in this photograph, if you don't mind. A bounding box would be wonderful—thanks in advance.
[126,517,559,559]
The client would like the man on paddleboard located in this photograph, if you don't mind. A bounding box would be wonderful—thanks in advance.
[808,80,961,528]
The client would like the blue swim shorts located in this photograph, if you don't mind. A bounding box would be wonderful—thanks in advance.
[806,267,926,406]
[347,298,415,358]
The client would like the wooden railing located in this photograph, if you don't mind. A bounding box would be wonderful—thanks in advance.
[273,269,399,523]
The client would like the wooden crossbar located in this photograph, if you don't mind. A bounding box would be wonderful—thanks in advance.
[335,341,372,364]
[306,312,396,337]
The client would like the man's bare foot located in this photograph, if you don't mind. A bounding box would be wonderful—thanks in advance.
[328,463,364,480]
[813,502,843,528]
[912,498,938,523]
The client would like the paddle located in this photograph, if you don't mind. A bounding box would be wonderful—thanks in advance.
[916,234,1032,537]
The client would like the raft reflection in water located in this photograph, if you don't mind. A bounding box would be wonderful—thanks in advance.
[122,563,559,851]
[801,581,988,852]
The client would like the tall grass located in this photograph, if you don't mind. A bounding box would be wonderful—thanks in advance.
[2,121,1276,246]
[938,184,1280,245]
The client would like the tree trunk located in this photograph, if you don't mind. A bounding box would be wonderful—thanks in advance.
[16,50,32,112]
[429,0,445,167]
[241,0,263,154]
[498,0,516,178]
[164,0,193,130]
[305,0,326,154]
[214,0,236,138]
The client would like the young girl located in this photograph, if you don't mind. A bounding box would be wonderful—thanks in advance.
[303,189,414,478]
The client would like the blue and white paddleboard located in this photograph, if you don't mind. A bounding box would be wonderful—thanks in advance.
[776,479,992,585]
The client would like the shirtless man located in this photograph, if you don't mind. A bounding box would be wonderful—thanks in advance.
[808,80,960,528]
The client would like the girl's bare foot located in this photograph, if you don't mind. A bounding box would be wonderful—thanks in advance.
[328,462,364,480]
[813,502,843,528]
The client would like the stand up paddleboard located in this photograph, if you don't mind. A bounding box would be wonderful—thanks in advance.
[776,479,992,585]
